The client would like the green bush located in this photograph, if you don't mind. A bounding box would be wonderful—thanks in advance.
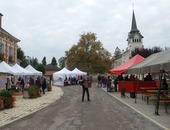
[46,82,52,91]
[0,90,15,109]
[27,86,41,98]
[0,96,4,110]
[0,89,12,97]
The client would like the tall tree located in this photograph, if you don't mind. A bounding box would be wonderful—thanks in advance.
[17,46,27,67]
[42,57,47,66]
[114,47,121,59]
[58,56,66,69]
[65,32,112,74]
[51,57,57,66]
[35,64,45,74]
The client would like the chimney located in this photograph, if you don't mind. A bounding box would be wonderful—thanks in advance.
[0,13,3,28]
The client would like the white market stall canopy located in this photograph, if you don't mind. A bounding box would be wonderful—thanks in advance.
[71,68,87,75]
[53,67,87,86]
[12,63,33,75]
[0,61,20,75]
[25,65,42,75]
[53,67,72,86]
[127,49,170,74]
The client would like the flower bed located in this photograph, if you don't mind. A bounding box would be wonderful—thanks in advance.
[0,97,4,110]
[24,86,41,99]
[12,91,23,96]
[47,83,52,91]
[0,90,16,109]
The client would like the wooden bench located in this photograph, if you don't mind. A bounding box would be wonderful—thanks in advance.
[140,87,157,101]
[142,93,156,104]
[149,97,170,113]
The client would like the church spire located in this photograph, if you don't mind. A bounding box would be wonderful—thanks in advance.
[131,10,139,32]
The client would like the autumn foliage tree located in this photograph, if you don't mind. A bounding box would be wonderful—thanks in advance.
[65,32,112,74]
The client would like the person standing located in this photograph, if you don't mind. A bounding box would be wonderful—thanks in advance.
[97,74,101,87]
[82,76,91,102]
[107,76,112,92]
[6,77,12,91]
[161,79,168,90]
[20,77,25,91]
[114,76,118,92]
[41,78,46,94]
[36,76,41,93]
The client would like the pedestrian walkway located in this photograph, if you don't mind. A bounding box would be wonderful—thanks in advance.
[0,86,63,127]
[102,87,170,130]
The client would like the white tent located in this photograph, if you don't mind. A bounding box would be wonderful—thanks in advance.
[53,67,72,86]
[25,65,42,75]
[12,63,33,75]
[127,49,170,74]
[0,61,20,75]
[71,68,87,75]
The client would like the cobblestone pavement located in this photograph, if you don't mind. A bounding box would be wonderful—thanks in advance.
[0,86,64,127]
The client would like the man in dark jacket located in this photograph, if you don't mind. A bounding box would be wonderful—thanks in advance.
[81,76,91,102]
[42,78,46,94]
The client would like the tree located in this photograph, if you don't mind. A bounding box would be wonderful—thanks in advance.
[17,47,25,60]
[132,46,163,58]
[51,57,57,66]
[42,57,47,66]
[65,32,112,74]
[29,57,39,67]
[35,64,45,74]
[17,46,27,67]
[114,47,121,59]
[58,56,66,69]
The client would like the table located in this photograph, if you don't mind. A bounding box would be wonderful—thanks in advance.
[141,87,158,100]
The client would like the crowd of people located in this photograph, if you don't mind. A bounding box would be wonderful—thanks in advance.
[5,76,47,94]
[97,73,169,92]
[97,74,124,92]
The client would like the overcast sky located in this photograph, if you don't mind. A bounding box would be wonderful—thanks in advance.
[0,0,170,64]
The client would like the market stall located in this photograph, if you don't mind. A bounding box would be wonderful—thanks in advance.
[118,81,158,93]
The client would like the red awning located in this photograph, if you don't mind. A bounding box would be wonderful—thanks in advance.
[108,54,144,74]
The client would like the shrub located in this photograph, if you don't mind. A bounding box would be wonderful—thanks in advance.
[27,86,41,98]
[0,90,16,109]
[0,96,4,110]
[46,83,52,91]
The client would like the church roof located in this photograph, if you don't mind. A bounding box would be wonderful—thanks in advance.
[131,10,138,32]
[127,10,143,39]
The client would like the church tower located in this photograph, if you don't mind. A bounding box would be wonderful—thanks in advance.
[113,9,144,67]
[127,10,144,52]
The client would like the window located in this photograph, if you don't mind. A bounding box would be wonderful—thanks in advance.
[0,43,3,54]
[8,46,14,63]
[0,43,4,61]
[8,46,12,56]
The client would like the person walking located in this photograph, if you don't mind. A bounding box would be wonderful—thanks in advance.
[107,76,112,92]
[41,78,47,94]
[97,74,101,87]
[81,76,91,102]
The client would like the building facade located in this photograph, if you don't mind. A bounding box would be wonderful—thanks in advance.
[114,10,144,67]
[0,13,20,64]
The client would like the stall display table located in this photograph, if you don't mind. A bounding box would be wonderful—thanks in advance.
[118,81,158,93]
